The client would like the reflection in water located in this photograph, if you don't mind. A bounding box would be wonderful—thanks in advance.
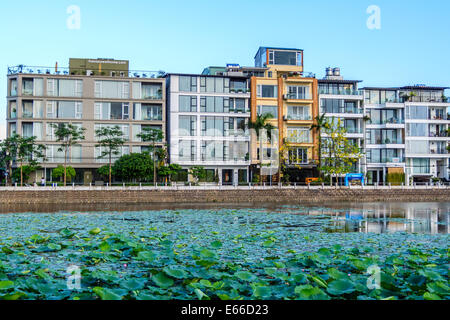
[0,201,448,235]
[300,203,450,234]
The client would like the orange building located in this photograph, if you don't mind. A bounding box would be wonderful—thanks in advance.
[250,47,319,183]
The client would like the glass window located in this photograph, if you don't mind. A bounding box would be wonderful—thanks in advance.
[257,105,278,118]
[407,106,428,119]
[286,128,311,143]
[49,79,83,97]
[257,85,277,98]
[179,140,196,161]
[94,80,128,99]
[179,95,197,112]
[179,116,196,136]
[273,50,298,65]
[287,106,310,120]
[10,79,17,96]
[179,76,197,92]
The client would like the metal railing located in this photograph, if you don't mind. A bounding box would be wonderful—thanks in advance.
[7,65,166,79]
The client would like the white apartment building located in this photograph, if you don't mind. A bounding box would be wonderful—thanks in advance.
[363,85,449,185]
[165,73,251,185]
[318,68,365,175]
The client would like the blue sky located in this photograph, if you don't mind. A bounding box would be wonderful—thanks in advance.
[1,0,449,137]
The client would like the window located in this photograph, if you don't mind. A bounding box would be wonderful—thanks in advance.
[21,122,42,140]
[321,99,343,113]
[179,76,197,92]
[133,103,162,121]
[288,86,310,100]
[286,127,311,143]
[288,148,308,164]
[407,123,428,137]
[95,146,129,163]
[133,82,162,100]
[48,79,83,97]
[257,105,278,118]
[229,118,248,136]
[94,124,129,141]
[287,106,310,120]
[179,140,197,161]
[46,145,66,163]
[94,80,128,99]
[132,125,163,142]
[407,106,428,120]
[9,101,17,119]
[230,80,246,92]
[230,98,245,112]
[71,145,82,163]
[201,141,225,161]
[200,77,228,93]
[200,96,229,113]
[411,158,430,174]
[257,85,277,98]
[10,79,17,96]
[201,116,228,137]
[179,96,197,112]
[9,123,16,136]
[47,101,82,119]
[268,50,302,66]
[179,116,197,136]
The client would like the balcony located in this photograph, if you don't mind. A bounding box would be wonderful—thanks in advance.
[283,93,312,100]
[401,96,449,103]
[430,148,448,155]
[319,88,363,96]
[429,131,449,138]
[321,107,363,114]
[284,115,312,121]
[370,138,404,145]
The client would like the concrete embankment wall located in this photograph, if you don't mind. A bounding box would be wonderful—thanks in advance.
[0,187,448,205]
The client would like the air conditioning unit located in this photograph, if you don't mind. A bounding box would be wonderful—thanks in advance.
[283,94,289,100]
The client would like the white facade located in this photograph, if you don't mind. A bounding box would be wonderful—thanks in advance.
[166,74,251,185]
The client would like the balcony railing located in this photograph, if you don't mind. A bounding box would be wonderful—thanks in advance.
[430,149,448,155]
[319,88,363,96]
[370,138,404,145]
[285,115,312,121]
[321,107,363,114]
[7,65,166,79]
[429,131,449,138]
[401,96,449,103]
[344,127,363,134]
[284,93,312,100]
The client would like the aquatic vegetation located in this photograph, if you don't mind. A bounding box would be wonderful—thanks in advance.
[0,208,448,300]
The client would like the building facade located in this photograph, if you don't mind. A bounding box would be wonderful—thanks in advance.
[165,73,251,185]
[363,86,449,185]
[251,47,319,183]
[318,68,365,176]
[6,59,166,184]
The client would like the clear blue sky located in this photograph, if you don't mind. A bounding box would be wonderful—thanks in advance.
[1,0,449,136]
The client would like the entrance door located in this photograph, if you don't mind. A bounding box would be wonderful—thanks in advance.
[222,170,233,185]
[84,171,93,186]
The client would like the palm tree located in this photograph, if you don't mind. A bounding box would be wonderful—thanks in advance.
[249,113,275,185]
[310,113,328,179]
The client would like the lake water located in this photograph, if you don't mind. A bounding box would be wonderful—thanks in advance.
[0,201,448,235]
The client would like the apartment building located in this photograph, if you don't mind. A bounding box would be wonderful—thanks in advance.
[318,68,365,175]
[251,47,319,183]
[165,72,251,185]
[6,58,166,184]
[363,85,449,185]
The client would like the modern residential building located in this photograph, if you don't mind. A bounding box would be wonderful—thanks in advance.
[251,47,319,183]
[363,85,450,185]
[6,58,166,184]
[318,67,365,175]
[165,71,251,185]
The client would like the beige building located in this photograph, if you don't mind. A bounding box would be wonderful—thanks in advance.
[6,59,166,184]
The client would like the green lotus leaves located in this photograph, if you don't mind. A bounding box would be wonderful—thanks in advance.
[327,279,356,296]
[0,207,447,300]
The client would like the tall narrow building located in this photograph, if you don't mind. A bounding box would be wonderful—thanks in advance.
[318,67,365,177]
[251,47,319,183]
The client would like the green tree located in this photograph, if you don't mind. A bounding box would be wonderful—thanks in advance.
[0,133,46,186]
[320,118,363,186]
[310,113,327,179]
[137,127,164,186]
[52,165,76,183]
[248,113,275,185]
[189,166,206,184]
[51,123,86,186]
[12,165,40,185]
[113,153,153,182]
[158,163,182,184]
[95,126,126,186]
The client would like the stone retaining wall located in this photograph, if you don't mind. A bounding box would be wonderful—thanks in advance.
[0,188,448,205]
